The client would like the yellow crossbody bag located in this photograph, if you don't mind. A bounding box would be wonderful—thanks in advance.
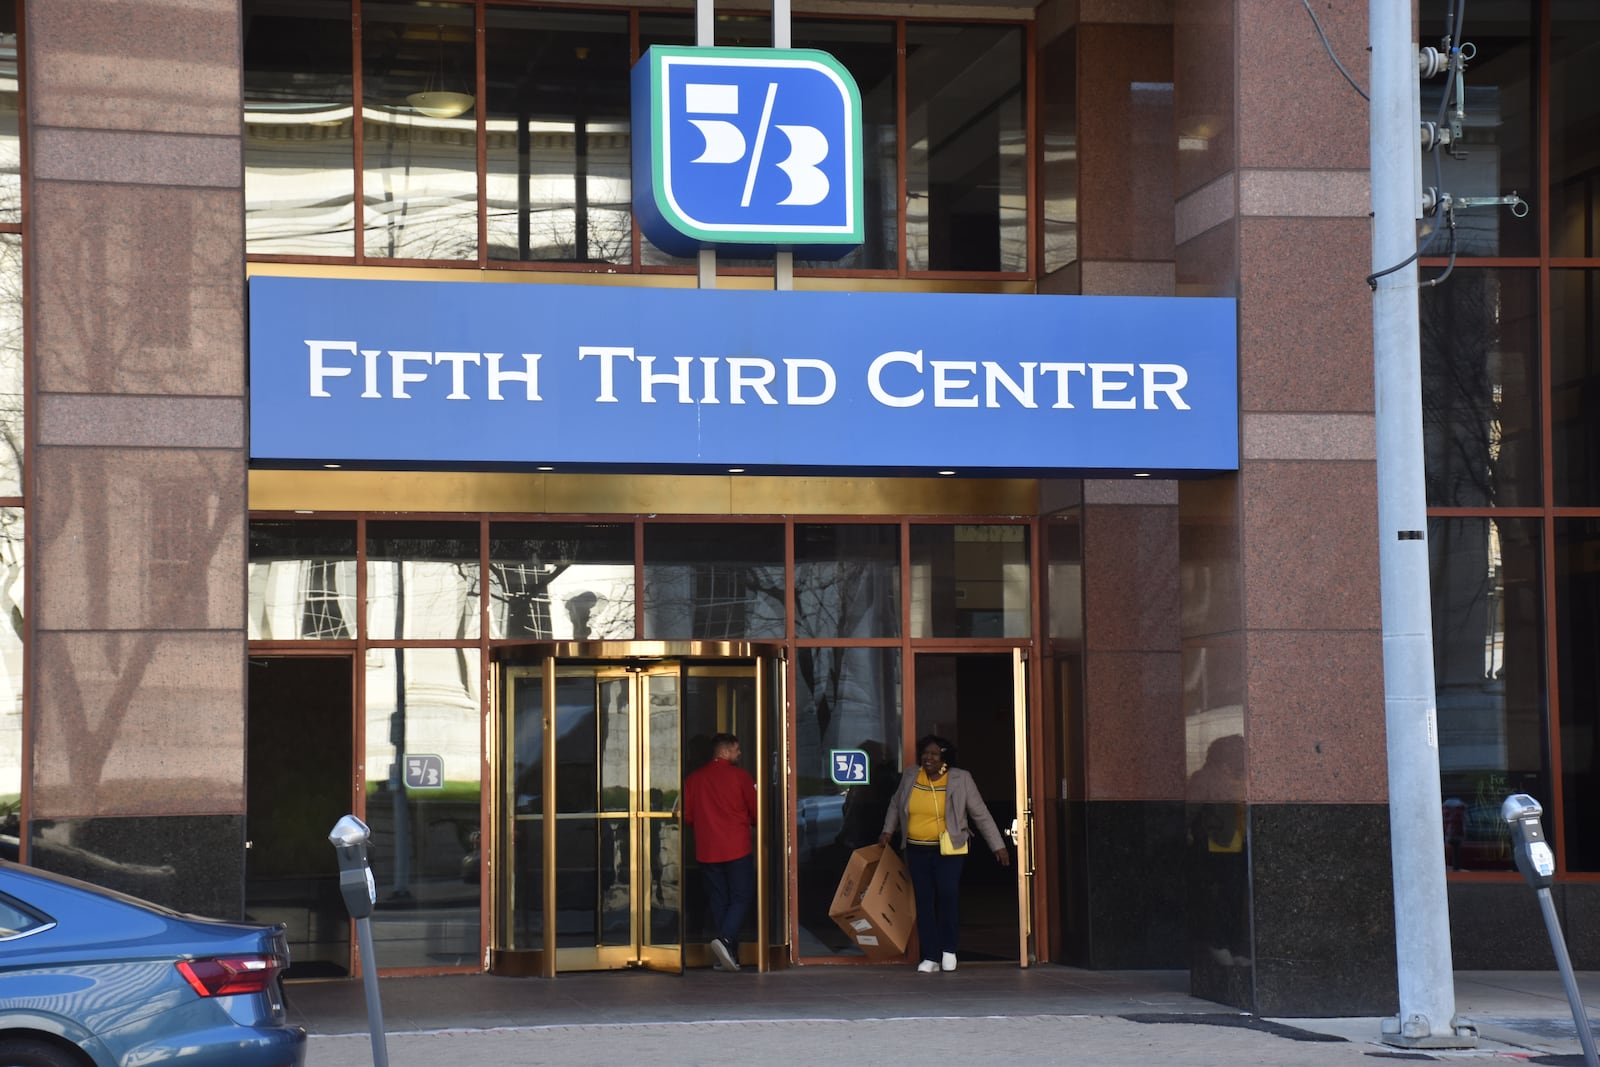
[935,782,967,856]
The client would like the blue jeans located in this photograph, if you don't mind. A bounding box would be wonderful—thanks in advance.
[701,853,755,953]
[905,844,964,961]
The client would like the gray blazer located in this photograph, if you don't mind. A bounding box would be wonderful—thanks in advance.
[881,766,1006,853]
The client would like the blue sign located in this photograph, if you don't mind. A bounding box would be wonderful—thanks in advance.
[632,46,863,257]
[247,276,1239,475]
[404,754,444,790]
[832,749,870,785]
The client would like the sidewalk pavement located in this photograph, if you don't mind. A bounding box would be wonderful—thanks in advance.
[289,966,1599,1067]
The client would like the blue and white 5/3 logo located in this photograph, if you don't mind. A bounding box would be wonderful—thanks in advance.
[632,46,864,257]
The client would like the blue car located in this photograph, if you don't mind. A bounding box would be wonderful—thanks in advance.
[0,860,306,1067]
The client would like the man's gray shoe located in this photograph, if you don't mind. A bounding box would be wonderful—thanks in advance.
[709,937,740,971]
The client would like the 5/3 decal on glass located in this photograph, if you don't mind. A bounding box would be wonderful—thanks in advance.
[632,46,864,254]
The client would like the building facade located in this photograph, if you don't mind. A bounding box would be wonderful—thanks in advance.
[3,0,1597,1018]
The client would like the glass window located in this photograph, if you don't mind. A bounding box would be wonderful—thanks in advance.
[488,522,634,639]
[793,646,901,956]
[1418,4,1536,258]
[1039,26,1077,276]
[248,520,357,640]
[363,648,481,966]
[793,20,898,271]
[1045,516,1082,642]
[905,23,1027,272]
[1430,517,1546,873]
[0,234,20,497]
[795,524,899,638]
[1550,4,1600,258]
[243,0,356,256]
[642,524,784,639]
[1556,519,1600,872]
[484,8,632,264]
[0,2,18,227]
[366,521,480,640]
[0,509,18,860]
[910,524,1030,638]
[0,893,47,939]
[1552,270,1600,506]
[1420,268,1540,508]
[362,1,478,260]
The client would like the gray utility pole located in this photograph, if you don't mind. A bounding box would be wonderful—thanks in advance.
[1368,1,1473,1050]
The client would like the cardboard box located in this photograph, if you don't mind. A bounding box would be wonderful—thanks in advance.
[828,844,915,960]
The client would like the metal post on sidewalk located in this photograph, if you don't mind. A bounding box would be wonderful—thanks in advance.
[330,814,390,1067]
[1502,794,1599,1067]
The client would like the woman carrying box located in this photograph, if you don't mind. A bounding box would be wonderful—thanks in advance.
[879,735,1010,973]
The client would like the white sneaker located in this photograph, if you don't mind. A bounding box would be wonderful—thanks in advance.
[916,959,939,973]
[941,952,957,972]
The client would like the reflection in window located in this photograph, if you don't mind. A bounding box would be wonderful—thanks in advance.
[1549,7,1600,258]
[362,1,478,260]
[643,525,784,639]
[1430,517,1545,873]
[1552,270,1600,506]
[1419,3,1536,257]
[0,234,19,496]
[364,648,481,966]
[248,520,357,640]
[0,509,19,852]
[485,8,632,264]
[489,522,634,639]
[1039,26,1077,276]
[795,524,899,638]
[910,524,1030,638]
[1420,269,1540,508]
[905,23,1027,272]
[793,646,901,956]
[0,3,17,226]
[243,0,356,256]
[1556,519,1600,872]
[367,521,480,640]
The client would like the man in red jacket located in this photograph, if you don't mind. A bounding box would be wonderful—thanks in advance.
[682,732,757,972]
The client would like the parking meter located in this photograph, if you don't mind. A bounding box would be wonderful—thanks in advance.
[329,815,377,919]
[1500,794,1598,1067]
[1502,794,1556,890]
[328,815,388,1067]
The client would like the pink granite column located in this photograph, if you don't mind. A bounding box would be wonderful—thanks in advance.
[23,0,248,916]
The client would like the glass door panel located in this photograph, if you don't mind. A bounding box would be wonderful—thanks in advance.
[639,670,683,971]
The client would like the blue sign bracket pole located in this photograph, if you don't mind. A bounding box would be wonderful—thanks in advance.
[773,0,792,291]
[696,0,717,289]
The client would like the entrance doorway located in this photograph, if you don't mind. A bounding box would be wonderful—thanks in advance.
[491,643,783,976]
[913,651,1032,965]
[245,655,354,978]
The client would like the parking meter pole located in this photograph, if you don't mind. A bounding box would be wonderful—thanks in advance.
[1502,794,1598,1067]
[354,916,390,1067]
[330,815,390,1067]
[1535,887,1598,1067]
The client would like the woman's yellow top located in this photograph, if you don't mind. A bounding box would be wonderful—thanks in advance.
[906,768,946,845]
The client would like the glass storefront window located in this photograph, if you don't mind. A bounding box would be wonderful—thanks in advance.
[367,521,481,640]
[243,0,356,256]
[1555,518,1600,872]
[1419,3,1537,258]
[793,20,898,271]
[488,522,635,639]
[1552,270,1600,506]
[362,1,478,260]
[905,23,1027,272]
[363,648,481,966]
[0,2,17,226]
[0,234,19,497]
[910,524,1030,638]
[1549,4,1600,258]
[484,7,632,264]
[1039,26,1077,276]
[793,646,901,956]
[1430,517,1546,873]
[795,524,899,638]
[642,524,784,639]
[1045,516,1082,642]
[1420,268,1540,508]
[248,520,358,640]
[0,508,19,858]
